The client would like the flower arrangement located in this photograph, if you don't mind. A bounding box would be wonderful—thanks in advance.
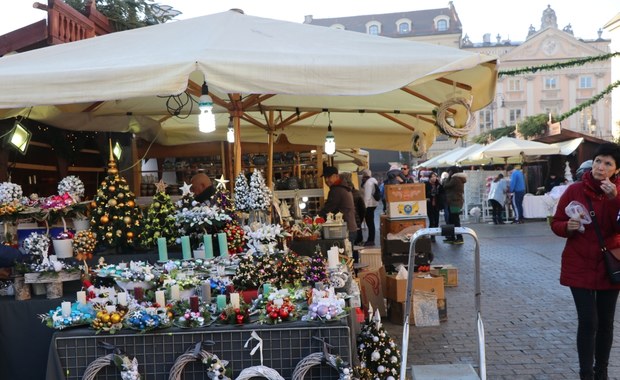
[115,354,141,380]
[173,305,211,328]
[201,353,229,380]
[58,175,85,200]
[40,192,76,211]
[218,303,250,325]
[289,215,326,240]
[209,277,232,295]
[73,230,97,261]
[39,303,94,330]
[302,287,347,322]
[22,232,51,257]
[0,182,23,205]
[243,222,288,255]
[124,307,172,333]
[259,289,298,324]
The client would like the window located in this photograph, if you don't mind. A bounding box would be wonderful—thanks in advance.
[479,109,493,131]
[368,24,379,35]
[544,76,558,90]
[509,109,522,124]
[436,19,448,31]
[398,22,410,34]
[508,79,521,92]
[579,76,592,89]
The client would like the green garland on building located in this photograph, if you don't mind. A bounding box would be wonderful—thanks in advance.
[498,52,620,77]
[557,80,620,122]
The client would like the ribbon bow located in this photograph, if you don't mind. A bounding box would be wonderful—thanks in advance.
[191,340,215,358]
[244,330,263,365]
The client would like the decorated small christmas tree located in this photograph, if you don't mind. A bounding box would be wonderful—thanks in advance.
[248,169,272,211]
[273,250,305,288]
[89,141,142,250]
[139,180,178,248]
[564,161,574,183]
[233,172,249,212]
[176,182,196,211]
[304,246,328,286]
[223,222,245,255]
[212,175,234,215]
[357,306,401,380]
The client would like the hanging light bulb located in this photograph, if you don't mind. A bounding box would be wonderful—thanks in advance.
[324,119,336,155]
[226,117,235,143]
[198,81,216,133]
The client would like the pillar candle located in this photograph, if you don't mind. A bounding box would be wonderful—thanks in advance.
[133,287,144,302]
[216,294,227,311]
[217,232,228,257]
[61,301,72,318]
[157,238,168,262]
[229,292,240,309]
[155,290,166,307]
[327,248,339,269]
[203,234,214,259]
[193,248,205,259]
[201,283,211,302]
[170,284,180,301]
[117,292,128,306]
[181,236,192,260]
[262,283,272,296]
[76,291,86,305]
[190,295,199,313]
[105,305,116,313]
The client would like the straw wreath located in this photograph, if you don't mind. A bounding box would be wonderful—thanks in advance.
[82,353,140,380]
[168,342,230,380]
[236,331,284,380]
[435,97,476,138]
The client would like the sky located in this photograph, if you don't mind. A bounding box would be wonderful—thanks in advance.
[1,1,618,42]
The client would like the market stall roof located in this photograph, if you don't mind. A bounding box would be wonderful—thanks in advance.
[552,137,583,155]
[0,10,498,151]
[463,137,560,162]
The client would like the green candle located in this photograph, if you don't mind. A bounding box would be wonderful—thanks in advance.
[217,232,228,257]
[203,234,214,259]
[216,294,227,311]
[181,236,191,260]
[157,238,168,262]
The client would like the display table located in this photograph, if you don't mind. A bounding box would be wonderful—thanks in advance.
[523,194,555,219]
[47,321,351,380]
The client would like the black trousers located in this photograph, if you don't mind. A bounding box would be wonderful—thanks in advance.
[364,206,377,243]
[446,210,462,241]
[570,287,620,373]
[489,199,504,223]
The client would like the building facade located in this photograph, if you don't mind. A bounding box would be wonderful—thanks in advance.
[307,4,613,158]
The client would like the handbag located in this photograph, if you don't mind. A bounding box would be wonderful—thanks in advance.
[585,197,620,284]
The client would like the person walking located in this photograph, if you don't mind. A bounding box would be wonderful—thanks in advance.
[487,173,508,224]
[340,172,366,246]
[507,165,526,224]
[424,172,442,242]
[440,171,450,225]
[361,169,379,246]
[442,167,467,244]
[550,142,620,380]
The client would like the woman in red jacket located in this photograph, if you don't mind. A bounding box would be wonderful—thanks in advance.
[551,143,620,380]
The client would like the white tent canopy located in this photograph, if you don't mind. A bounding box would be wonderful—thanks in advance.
[0,10,497,151]
[552,137,584,155]
[464,137,561,161]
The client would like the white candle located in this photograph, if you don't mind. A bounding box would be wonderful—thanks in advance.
[328,248,339,269]
[230,292,240,309]
[105,305,116,313]
[170,284,180,301]
[117,292,128,306]
[61,301,72,317]
[76,291,86,305]
[155,290,166,307]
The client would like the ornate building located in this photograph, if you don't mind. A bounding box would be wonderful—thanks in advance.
[604,12,620,139]
[463,5,612,141]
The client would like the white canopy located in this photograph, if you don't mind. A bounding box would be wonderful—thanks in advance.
[0,10,497,151]
[552,137,584,155]
[464,137,560,161]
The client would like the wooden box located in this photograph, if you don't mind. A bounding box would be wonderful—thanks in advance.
[380,215,426,236]
[384,183,425,203]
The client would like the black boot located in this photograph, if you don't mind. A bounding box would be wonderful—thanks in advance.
[580,369,594,380]
[594,366,608,380]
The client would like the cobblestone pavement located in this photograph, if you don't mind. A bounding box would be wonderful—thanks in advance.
[380,220,620,379]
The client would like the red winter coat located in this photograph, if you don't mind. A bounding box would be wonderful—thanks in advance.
[550,171,620,290]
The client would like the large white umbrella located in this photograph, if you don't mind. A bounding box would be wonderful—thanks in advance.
[0,10,497,151]
[464,137,560,161]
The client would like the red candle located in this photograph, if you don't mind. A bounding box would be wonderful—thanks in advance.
[133,287,144,302]
[190,295,199,313]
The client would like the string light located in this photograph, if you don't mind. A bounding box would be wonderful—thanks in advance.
[324,112,336,155]
[226,117,234,143]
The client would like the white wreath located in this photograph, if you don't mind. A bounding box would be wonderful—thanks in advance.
[291,352,354,380]
[435,97,476,138]
[411,131,427,158]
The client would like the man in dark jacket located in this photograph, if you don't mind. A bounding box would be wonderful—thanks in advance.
[319,166,357,243]
[443,167,467,244]
[191,172,216,203]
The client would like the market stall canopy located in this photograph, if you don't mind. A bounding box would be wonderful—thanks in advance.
[463,137,560,162]
[0,10,497,151]
[551,137,584,155]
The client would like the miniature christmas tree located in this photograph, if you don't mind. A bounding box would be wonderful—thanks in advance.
[273,250,304,288]
[89,141,142,250]
[212,175,234,215]
[176,182,196,211]
[564,161,574,183]
[223,222,245,255]
[139,180,178,248]
[233,172,250,212]
[304,246,328,286]
[248,169,272,211]
[357,307,401,380]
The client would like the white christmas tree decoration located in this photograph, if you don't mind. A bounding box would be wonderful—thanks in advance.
[234,172,249,212]
[564,161,574,183]
[248,170,272,211]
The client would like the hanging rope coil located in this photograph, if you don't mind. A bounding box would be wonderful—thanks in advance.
[82,353,140,380]
[435,97,476,138]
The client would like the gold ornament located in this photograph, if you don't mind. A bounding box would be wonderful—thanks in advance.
[100,215,109,224]
[115,230,122,237]
[108,185,116,192]
[126,200,135,208]
[108,199,117,207]
[118,203,125,208]
[105,232,113,239]
[123,216,132,224]
[90,201,97,208]
[118,193,125,199]
[126,231,134,239]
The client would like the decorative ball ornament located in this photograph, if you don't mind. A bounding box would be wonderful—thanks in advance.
[126,231,134,239]
[90,201,97,208]
[123,216,132,224]
[100,215,109,224]
[108,199,117,207]
[127,200,135,208]
[108,185,116,193]
[105,232,113,239]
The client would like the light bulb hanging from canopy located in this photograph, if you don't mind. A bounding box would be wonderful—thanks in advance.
[324,112,336,155]
[226,117,235,143]
[198,81,216,133]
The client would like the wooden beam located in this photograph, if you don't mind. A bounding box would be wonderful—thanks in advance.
[401,87,456,114]
[378,113,416,132]
[435,77,472,91]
